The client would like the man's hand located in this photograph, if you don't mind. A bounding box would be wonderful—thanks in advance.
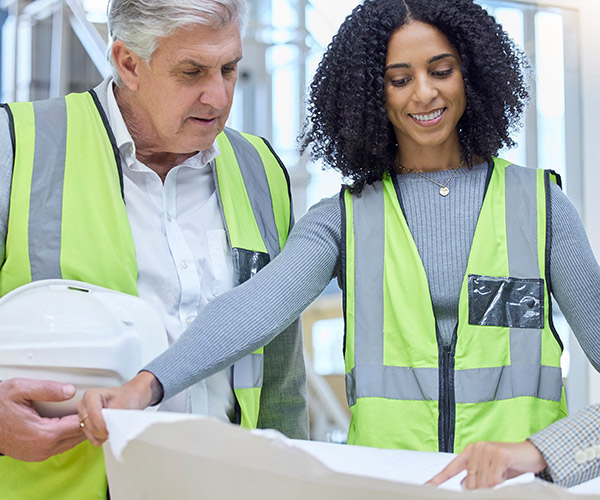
[77,370,163,446]
[427,440,548,489]
[0,378,85,461]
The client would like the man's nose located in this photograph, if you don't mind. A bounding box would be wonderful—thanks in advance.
[200,73,230,109]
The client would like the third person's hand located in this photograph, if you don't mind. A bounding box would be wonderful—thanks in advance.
[427,440,548,489]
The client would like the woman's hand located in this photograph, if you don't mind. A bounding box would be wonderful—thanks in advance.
[427,440,548,489]
[77,370,163,446]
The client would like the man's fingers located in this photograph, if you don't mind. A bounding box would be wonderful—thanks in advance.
[0,379,85,461]
[51,414,86,439]
[6,378,76,403]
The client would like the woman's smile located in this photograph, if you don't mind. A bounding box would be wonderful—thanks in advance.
[408,107,446,126]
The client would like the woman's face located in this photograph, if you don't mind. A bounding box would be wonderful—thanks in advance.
[384,21,466,158]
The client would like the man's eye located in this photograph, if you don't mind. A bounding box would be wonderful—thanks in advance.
[183,70,200,77]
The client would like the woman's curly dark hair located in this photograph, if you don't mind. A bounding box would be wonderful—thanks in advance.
[299,0,530,193]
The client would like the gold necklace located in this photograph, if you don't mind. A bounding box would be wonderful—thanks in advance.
[394,160,462,197]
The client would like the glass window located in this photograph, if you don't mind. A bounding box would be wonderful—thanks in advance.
[484,5,527,167]
[272,0,298,30]
[304,1,358,207]
[268,43,300,153]
[82,0,108,23]
[535,11,566,180]
[312,317,345,376]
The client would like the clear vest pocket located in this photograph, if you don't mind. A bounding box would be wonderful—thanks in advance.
[468,274,544,329]
[232,248,270,286]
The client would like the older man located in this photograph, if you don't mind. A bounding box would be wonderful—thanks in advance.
[0,1,308,498]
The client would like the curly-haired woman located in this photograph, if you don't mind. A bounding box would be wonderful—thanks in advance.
[79,0,600,470]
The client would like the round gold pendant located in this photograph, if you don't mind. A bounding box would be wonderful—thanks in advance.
[439,187,450,196]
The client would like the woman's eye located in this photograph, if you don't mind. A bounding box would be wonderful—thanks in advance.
[391,78,410,87]
[432,69,453,78]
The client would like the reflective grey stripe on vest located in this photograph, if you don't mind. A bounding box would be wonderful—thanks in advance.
[29,98,67,281]
[347,168,561,408]
[222,127,281,258]
[346,363,562,407]
[352,182,386,366]
[346,365,439,407]
[505,165,542,366]
[233,352,264,389]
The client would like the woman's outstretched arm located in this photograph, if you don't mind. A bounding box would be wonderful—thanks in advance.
[78,196,343,444]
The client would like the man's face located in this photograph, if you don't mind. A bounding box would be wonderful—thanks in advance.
[131,22,242,155]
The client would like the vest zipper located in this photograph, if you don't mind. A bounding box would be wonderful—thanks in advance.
[437,326,457,453]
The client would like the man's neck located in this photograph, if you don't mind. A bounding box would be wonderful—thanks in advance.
[136,150,198,182]
[114,85,198,181]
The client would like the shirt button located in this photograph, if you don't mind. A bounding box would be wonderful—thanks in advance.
[167,213,172,222]
[575,450,587,464]
[186,316,195,326]
[181,260,188,269]
[586,448,595,461]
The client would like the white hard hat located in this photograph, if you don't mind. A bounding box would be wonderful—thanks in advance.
[0,279,169,417]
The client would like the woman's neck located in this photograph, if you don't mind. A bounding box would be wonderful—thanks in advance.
[395,138,463,173]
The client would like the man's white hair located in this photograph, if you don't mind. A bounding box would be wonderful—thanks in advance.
[107,0,248,85]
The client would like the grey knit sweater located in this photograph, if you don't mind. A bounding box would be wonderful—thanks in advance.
[143,163,600,400]
[0,105,597,399]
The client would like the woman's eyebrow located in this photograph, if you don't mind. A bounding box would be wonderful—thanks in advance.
[428,53,457,64]
[384,62,410,72]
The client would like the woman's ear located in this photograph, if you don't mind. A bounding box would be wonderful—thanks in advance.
[112,41,142,91]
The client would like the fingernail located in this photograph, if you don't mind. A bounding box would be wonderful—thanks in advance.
[63,384,76,397]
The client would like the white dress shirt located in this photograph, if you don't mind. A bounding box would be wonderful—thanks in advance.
[106,81,236,420]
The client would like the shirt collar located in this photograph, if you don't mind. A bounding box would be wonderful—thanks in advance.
[105,79,220,171]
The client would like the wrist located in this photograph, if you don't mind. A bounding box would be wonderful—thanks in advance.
[130,370,164,407]
[524,439,548,473]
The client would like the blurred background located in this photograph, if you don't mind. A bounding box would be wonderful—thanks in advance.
[2,0,598,442]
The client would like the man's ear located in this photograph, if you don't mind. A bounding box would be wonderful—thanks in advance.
[112,41,142,90]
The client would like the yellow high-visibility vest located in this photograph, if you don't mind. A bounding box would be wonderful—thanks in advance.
[0,90,292,499]
[343,158,566,453]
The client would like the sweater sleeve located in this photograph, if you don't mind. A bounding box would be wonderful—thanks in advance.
[549,183,600,372]
[145,195,343,400]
